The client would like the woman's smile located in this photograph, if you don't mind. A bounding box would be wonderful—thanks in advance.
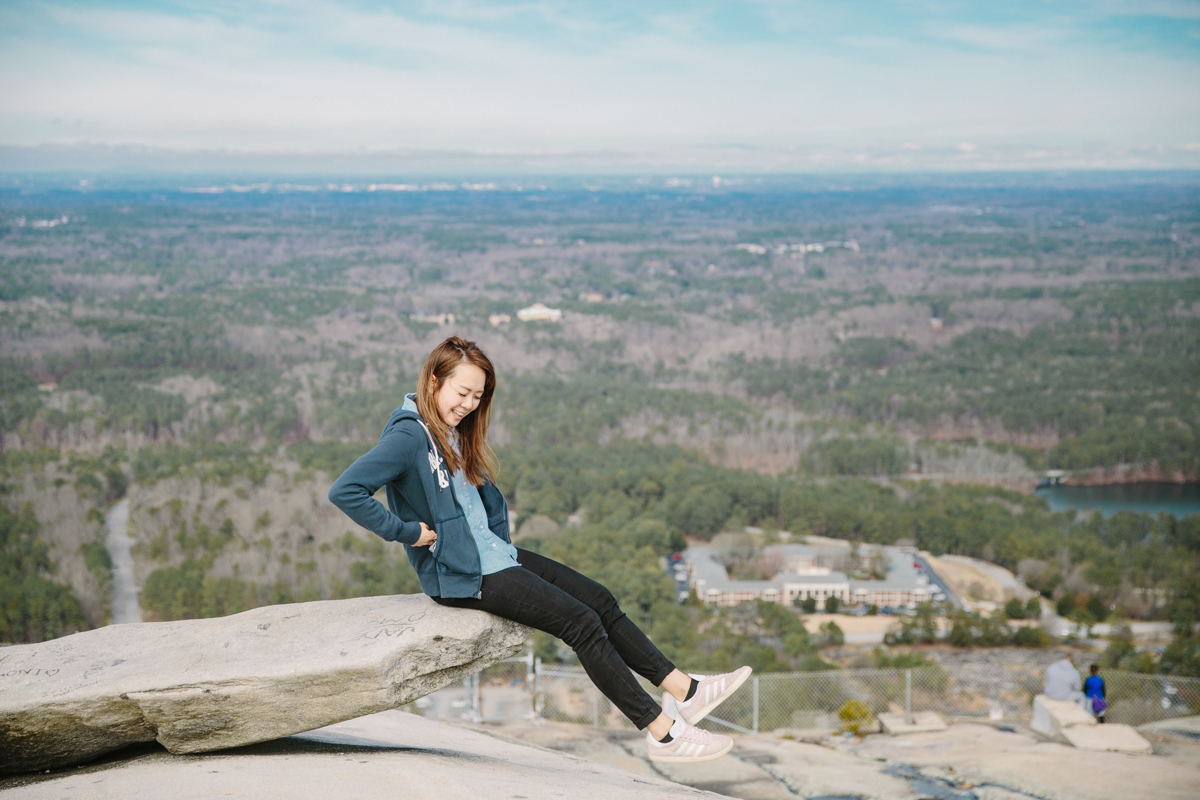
[436,363,486,427]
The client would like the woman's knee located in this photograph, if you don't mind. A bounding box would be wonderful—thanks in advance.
[592,585,628,626]
[560,607,607,650]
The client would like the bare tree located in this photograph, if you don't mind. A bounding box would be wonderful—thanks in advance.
[711,532,761,573]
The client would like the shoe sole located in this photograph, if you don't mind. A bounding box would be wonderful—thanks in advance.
[679,667,753,726]
[648,738,734,763]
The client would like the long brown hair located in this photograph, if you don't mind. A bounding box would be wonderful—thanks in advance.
[415,336,498,486]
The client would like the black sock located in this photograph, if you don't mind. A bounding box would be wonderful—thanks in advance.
[657,730,674,743]
[684,678,699,702]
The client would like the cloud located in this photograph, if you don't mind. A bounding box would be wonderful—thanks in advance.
[926,22,1071,52]
[0,0,1197,170]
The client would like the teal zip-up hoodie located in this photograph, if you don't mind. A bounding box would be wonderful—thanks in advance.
[327,395,511,599]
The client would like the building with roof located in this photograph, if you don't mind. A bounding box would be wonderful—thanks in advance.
[516,303,562,322]
[684,542,931,609]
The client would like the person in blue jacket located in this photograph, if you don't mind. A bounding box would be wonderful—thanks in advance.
[1084,663,1107,722]
[329,336,751,763]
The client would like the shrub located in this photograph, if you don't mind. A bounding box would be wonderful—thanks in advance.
[1014,625,1051,647]
[836,699,875,735]
[819,620,845,646]
[1005,597,1026,619]
[1024,596,1042,619]
[949,621,974,648]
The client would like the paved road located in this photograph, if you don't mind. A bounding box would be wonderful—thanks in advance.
[939,554,1037,602]
[914,554,966,610]
[105,498,142,624]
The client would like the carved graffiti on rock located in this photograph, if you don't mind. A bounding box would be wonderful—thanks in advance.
[360,611,427,641]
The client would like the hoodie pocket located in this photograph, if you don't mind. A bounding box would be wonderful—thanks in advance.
[432,514,479,575]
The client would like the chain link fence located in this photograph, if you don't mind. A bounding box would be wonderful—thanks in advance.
[409,653,1200,734]
[1104,671,1200,728]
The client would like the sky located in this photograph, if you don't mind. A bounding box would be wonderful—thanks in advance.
[1,0,1199,174]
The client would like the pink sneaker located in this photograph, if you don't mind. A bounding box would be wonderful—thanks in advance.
[663,666,753,725]
[646,720,734,763]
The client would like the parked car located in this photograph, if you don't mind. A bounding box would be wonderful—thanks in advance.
[1161,678,1189,712]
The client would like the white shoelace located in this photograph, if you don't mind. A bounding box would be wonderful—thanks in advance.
[678,724,712,744]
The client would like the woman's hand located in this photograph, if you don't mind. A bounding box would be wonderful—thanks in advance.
[415,522,437,548]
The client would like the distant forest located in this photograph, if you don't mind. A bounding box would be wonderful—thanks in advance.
[1,175,1197,674]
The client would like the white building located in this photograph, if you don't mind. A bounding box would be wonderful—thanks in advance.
[411,313,456,326]
[516,303,562,322]
[735,243,768,255]
[684,543,930,610]
[779,571,851,608]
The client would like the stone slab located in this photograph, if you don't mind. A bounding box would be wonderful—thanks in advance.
[1031,694,1095,737]
[615,734,795,800]
[0,594,529,773]
[734,737,919,800]
[879,711,948,734]
[1061,723,1153,754]
[1139,715,1200,738]
[0,711,726,800]
[852,722,1199,800]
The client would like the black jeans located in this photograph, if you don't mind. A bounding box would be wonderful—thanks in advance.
[433,548,675,729]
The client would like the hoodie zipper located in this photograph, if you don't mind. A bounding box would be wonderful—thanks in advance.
[413,418,451,490]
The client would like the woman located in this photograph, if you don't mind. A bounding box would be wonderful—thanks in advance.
[329,336,750,762]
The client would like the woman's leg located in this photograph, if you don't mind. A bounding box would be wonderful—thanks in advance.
[434,566,664,730]
[514,548,677,687]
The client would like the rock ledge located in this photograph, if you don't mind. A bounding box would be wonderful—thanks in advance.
[0,594,529,773]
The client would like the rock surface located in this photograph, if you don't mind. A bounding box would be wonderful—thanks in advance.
[486,720,919,800]
[1031,693,1095,738]
[0,595,529,773]
[486,718,1200,800]
[852,722,1196,800]
[1140,714,1200,738]
[1061,723,1153,753]
[878,711,948,734]
[0,711,726,800]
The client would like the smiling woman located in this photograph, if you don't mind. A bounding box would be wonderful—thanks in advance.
[327,335,753,763]
[415,337,497,490]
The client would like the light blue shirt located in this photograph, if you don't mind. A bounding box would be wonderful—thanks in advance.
[451,462,521,575]
[402,394,519,575]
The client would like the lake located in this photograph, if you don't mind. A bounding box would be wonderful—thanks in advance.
[1035,482,1200,518]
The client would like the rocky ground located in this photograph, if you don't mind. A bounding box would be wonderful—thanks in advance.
[0,712,723,800]
[481,716,1200,800]
[6,710,1195,800]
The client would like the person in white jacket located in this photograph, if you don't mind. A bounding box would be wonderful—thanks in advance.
[1044,654,1087,709]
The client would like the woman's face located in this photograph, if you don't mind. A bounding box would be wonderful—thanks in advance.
[434,363,486,427]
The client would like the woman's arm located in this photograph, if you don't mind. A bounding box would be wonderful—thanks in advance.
[328,421,425,545]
